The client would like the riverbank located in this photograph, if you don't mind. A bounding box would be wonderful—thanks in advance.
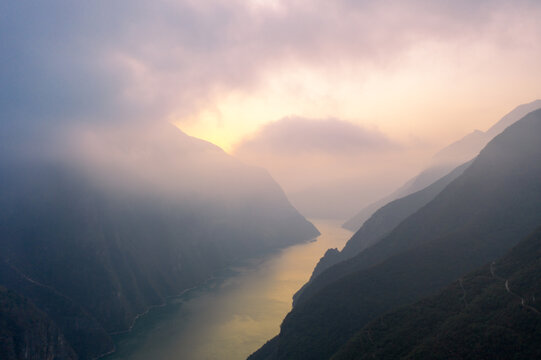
[105,219,350,360]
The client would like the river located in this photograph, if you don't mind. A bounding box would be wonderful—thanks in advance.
[105,219,351,360]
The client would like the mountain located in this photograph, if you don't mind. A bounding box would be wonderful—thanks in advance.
[0,123,319,359]
[341,164,455,232]
[485,99,541,137]
[249,108,541,360]
[0,286,77,360]
[343,99,541,232]
[333,226,541,360]
[296,161,470,301]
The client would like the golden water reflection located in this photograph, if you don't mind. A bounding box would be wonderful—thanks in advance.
[107,219,351,360]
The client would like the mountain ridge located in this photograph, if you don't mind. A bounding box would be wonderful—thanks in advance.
[294,161,471,304]
[249,108,541,360]
[343,99,541,232]
[0,125,319,359]
[332,226,541,359]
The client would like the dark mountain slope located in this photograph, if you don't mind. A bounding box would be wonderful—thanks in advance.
[0,286,78,360]
[0,125,318,359]
[333,227,541,360]
[249,109,541,360]
[0,259,113,359]
[341,162,470,258]
[343,99,541,232]
[294,108,541,308]
[485,99,541,137]
[307,161,470,284]
[341,164,458,232]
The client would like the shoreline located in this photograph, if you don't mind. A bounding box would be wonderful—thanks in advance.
[98,236,318,359]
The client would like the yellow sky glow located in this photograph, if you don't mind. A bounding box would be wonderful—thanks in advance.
[176,38,541,153]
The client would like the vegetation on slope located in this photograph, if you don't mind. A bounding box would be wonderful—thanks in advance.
[250,109,541,360]
[333,227,541,360]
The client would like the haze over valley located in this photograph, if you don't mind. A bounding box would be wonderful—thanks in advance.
[2,1,541,360]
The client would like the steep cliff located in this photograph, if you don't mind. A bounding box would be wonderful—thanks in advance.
[0,125,318,359]
[250,109,541,360]
[0,287,78,360]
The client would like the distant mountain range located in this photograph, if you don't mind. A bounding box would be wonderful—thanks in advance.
[300,160,470,293]
[0,124,318,360]
[300,102,541,303]
[343,99,541,232]
[249,107,541,359]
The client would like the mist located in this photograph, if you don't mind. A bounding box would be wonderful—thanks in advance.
[2,1,540,222]
[3,1,541,360]
[233,117,431,218]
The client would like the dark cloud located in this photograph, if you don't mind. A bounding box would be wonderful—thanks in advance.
[234,117,397,155]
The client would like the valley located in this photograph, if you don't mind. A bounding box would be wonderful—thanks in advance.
[104,221,350,360]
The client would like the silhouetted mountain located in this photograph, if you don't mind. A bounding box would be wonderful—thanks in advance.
[343,99,541,232]
[249,108,541,360]
[341,165,455,232]
[0,286,78,360]
[0,124,318,359]
[333,226,541,360]
[295,161,470,303]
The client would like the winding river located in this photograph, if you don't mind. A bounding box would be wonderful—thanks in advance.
[105,219,350,360]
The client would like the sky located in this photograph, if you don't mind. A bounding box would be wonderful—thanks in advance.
[2,0,541,218]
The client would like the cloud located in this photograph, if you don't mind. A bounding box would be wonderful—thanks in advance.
[234,117,397,155]
[2,0,540,141]
[232,117,429,218]
[4,0,538,217]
